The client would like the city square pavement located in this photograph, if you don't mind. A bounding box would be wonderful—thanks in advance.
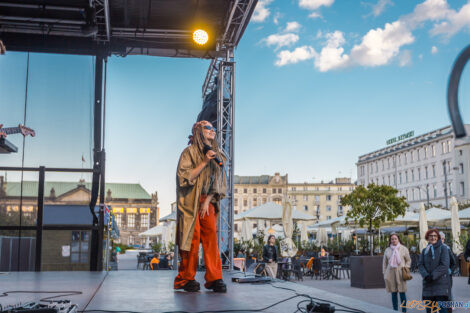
[297,272,470,313]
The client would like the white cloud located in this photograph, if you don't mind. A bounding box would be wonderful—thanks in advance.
[314,31,350,71]
[264,33,300,49]
[275,46,317,66]
[273,12,282,25]
[308,12,322,19]
[372,0,394,17]
[299,0,334,10]
[316,30,323,39]
[285,21,301,32]
[407,0,451,26]
[350,21,414,67]
[430,2,470,37]
[431,46,438,54]
[252,0,273,23]
[419,54,423,60]
[398,50,412,66]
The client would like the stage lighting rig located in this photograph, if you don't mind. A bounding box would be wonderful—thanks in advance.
[193,29,209,45]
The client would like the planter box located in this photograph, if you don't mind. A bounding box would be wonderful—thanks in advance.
[350,255,385,289]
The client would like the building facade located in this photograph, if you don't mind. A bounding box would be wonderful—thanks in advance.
[0,177,159,247]
[233,173,355,238]
[357,125,470,210]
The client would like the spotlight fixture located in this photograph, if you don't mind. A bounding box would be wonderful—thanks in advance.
[193,29,209,45]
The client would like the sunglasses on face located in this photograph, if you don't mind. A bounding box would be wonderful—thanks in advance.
[203,125,216,132]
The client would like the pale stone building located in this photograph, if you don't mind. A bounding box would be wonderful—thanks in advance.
[233,173,355,238]
[357,125,470,210]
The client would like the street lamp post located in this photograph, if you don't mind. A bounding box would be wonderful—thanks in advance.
[443,160,449,209]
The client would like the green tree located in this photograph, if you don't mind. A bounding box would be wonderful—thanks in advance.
[340,184,408,255]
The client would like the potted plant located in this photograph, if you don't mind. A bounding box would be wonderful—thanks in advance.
[341,184,408,288]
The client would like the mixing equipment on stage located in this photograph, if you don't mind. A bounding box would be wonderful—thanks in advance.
[0,300,77,313]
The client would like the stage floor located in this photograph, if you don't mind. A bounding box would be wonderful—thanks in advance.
[1,270,396,313]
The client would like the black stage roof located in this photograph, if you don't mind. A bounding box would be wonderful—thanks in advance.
[0,0,257,57]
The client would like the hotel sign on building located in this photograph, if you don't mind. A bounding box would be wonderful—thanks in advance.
[357,125,470,210]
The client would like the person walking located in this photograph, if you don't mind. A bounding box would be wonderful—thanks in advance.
[464,236,470,285]
[262,235,279,278]
[418,229,450,313]
[439,232,456,300]
[382,233,411,312]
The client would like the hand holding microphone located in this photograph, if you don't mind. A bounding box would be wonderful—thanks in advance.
[203,144,223,167]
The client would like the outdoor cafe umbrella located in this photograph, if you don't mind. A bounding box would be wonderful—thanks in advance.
[450,197,462,254]
[241,219,252,241]
[300,221,308,243]
[419,202,428,251]
[316,227,328,246]
[281,198,298,257]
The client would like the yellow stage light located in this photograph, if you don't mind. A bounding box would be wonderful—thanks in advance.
[193,29,209,45]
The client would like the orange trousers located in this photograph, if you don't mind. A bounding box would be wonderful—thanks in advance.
[174,195,222,289]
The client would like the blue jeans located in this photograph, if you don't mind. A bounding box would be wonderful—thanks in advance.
[391,292,406,312]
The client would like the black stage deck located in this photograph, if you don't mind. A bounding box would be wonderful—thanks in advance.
[0,271,395,313]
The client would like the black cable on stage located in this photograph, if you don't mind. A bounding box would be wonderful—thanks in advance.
[268,281,366,313]
[0,290,83,302]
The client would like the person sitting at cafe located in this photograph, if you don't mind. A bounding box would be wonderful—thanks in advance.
[150,253,160,270]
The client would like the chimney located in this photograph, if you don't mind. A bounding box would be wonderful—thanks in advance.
[49,187,56,199]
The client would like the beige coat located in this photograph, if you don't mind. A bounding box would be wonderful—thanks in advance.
[175,145,226,251]
[382,245,411,293]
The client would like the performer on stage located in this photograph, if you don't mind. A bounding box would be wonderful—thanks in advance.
[174,120,227,293]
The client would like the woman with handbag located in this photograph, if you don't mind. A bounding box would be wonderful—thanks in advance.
[383,233,411,312]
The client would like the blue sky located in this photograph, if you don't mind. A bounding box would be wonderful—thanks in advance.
[2,0,470,216]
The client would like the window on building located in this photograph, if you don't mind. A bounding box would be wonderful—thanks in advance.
[411,151,414,162]
[433,185,437,198]
[442,141,447,154]
[243,188,247,194]
[393,174,396,185]
[327,216,331,220]
[304,205,308,211]
[253,188,257,193]
[140,214,149,228]
[388,175,391,185]
[71,231,89,264]
[127,214,135,228]
[292,187,296,191]
[253,198,258,206]
[262,198,267,204]
[234,224,238,232]
[278,188,282,193]
[460,163,464,174]
[404,153,408,164]
[326,195,332,201]
[303,195,308,201]
[315,195,320,202]
[425,166,428,179]
[234,198,238,207]
[387,158,390,169]
[459,149,463,156]
[417,149,420,161]
[382,160,385,170]
[432,165,436,177]
[418,168,421,180]
[235,210,238,215]
[115,214,122,227]
[273,198,282,205]
[272,188,276,194]
[326,206,331,211]
[449,182,453,196]
[405,171,408,183]
[461,182,465,196]
[447,140,452,153]
[234,188,238,193]
[424,147,428,158]
[432,145,436,157]
[399,173,402,184]
[411,170,414,182]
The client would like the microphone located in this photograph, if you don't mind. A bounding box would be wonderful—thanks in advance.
[203,144,223,167]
